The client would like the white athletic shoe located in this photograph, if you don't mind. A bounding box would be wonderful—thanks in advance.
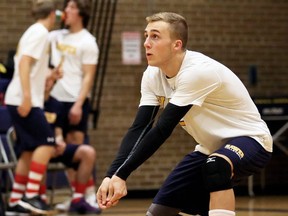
[55,199,70,212]
[85,192,101,210]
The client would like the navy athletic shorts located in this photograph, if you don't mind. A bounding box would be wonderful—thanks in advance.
[153,136,272,216]
[53,98,90,137]
[7,105,55,157]
[50,143,80,170]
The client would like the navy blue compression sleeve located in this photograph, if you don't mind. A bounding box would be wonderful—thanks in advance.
[114,102,192,180]
[106,105,159,178]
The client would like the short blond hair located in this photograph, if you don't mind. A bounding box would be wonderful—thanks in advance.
[146,12,188,49]
[31,0,56,20]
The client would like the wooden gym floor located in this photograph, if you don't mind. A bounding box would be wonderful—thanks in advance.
[52,194,288,216]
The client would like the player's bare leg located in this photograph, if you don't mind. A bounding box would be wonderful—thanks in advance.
[146,203,181,216]
[206,154,236,216]
[209,189,235,210]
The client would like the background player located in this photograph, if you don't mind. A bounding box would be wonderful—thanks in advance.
[48,0,100,211]
[4,0,58,214]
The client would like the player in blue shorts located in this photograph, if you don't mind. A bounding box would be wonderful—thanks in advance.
[4,1,58,214]
[44,96,101,214]
[6,79,101,215]
[96,12,273,216]
[48,0,100,210]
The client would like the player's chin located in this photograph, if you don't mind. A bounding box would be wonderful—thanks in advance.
[146,60,157,67]
[65,24,71,29]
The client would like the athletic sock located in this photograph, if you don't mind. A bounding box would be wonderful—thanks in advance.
[209,209,236,216]
[85,178,95,195]
[25,161,46,198]
[9,174,28,206]
[39,184,47,203]
[71,182,86,203]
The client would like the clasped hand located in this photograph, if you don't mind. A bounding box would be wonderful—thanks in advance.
[96,175,127,209]
[54,140,66,157]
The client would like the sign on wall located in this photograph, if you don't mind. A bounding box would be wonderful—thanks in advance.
[121,32,142,65]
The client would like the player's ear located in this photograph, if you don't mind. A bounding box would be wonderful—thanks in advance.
[174,40,183,50]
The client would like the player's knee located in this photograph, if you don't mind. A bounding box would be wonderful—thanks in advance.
[146,211,181,216]
[202,156,232,192]
[87,146,96,158]
[146,211,153,216]
[146,205,156,216]
[146,204,181,216]
[79,145,96,158]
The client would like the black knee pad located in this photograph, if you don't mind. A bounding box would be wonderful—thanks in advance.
[202,156,232,192]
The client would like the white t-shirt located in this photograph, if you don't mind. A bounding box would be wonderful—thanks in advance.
[140,51,273,155]
[5,23,50,108]
[49,29,99,102]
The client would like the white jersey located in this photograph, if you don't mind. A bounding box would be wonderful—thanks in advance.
[140,51,273,155]
[49,29,99,102]
[5,23,50,108]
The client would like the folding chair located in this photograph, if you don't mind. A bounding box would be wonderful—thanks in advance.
[0,106,15,178]
[47,161,70,206]
[0,126,16,182]
[0,105,15,208]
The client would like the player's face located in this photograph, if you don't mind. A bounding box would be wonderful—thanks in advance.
[64,1,81,27]
[144,21,177,68]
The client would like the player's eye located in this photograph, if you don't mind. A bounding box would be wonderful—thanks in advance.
[151,34,159,39]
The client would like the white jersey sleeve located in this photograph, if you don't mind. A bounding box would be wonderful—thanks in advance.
[81,36,99,65]
[140,66,162,106]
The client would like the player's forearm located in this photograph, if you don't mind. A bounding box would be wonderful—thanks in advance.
[44,69,57,100]
[106,105,159,177]
[114,103,192,180]
[76,65,96,106]
[114,124,169,180]
[19,57,34,100]
[106,121,154,178]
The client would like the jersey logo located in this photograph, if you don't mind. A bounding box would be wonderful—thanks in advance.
[57,43,76,55]
[206,156,216,163]
[156,96,166,108]
[224,144,244,159]
[156,95,185,126]
[44,112,57,124]
[179,120,186,126]
[47,137,55,143]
